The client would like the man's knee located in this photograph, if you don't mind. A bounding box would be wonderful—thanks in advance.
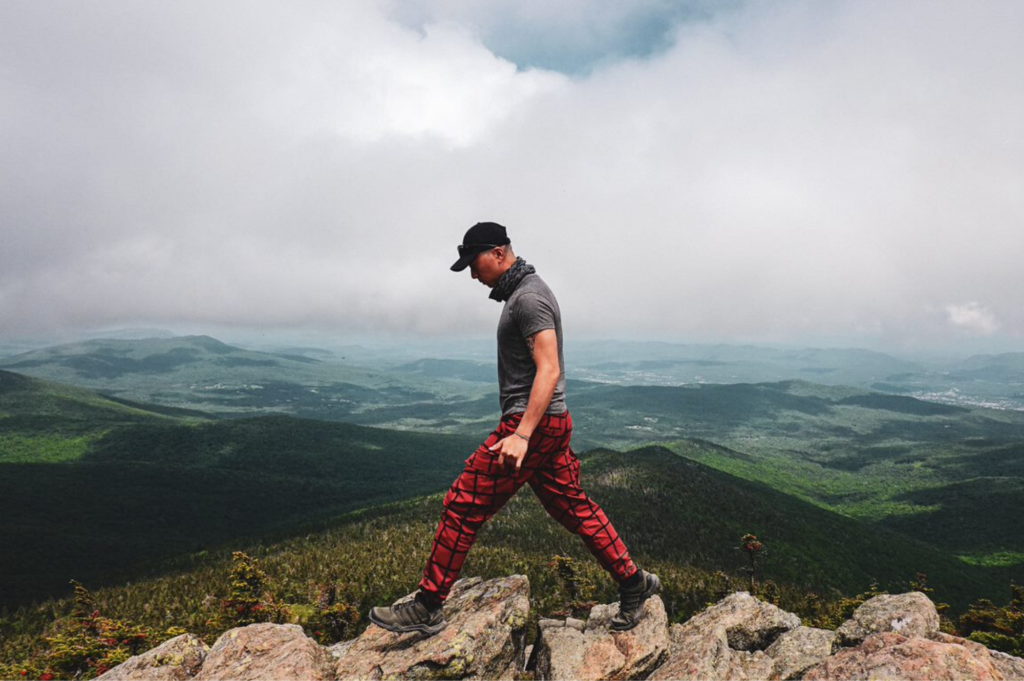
[442,497,489,530]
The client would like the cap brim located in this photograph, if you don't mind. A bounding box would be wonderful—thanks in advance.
[450,253,476,272]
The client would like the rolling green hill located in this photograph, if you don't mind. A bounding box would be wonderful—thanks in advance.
[563,380,1024,568]
[0,369,194,464]
[0,336,493,419]
[346,376,1024,568]
[569,342,926,389]
[0,370,482,609]
[389,358,496,383]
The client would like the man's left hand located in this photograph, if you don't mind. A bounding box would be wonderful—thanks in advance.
[489,434,529,472]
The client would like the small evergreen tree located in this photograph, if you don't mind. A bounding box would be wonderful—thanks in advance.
[306,582,360,645]
[218,551,291,628]
[739,534,764,592]
[548,555,596,618]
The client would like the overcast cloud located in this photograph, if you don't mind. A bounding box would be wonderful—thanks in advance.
[1,0,1022,352]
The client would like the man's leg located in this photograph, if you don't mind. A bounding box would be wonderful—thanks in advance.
[528,411,661,631]
[416,417,532,603]
[526,413,636,583]
[371,419,527,634]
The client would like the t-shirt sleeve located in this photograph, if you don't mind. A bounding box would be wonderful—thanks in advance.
[512,292,557,339]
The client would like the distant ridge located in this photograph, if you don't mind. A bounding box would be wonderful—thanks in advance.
[0,335,464,418]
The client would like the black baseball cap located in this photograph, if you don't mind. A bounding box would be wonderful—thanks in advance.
[450,222,511,272]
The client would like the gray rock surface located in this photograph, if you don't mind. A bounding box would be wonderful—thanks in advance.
[990,649,1024,681]
[765,626,837,680]
[333,575,529,680]
[193,623,333,681]
[931,632,1024,680]
[649,592,799,681]
[97,634,209,681]
[836,592,940,646]
[805,631,1007,680]
[534,596,668,681]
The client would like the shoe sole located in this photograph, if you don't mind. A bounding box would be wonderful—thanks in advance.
[610,572,662,632]
[368,610,448,636]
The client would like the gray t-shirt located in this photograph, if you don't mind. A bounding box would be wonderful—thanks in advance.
[497,273,567,416]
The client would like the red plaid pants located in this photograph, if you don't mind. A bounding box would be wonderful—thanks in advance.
[418,411,637,601]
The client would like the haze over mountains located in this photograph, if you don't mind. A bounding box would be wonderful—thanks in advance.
[3,334,1024,412]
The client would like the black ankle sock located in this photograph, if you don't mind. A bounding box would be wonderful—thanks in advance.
[621,570,643,590]
[416,590,443,610]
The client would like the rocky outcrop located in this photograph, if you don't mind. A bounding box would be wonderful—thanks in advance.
[806,631,1006,680]
[533,595,668,680]
[97,633,209,681]
[804,595,1024,681]
[765,626,837,680]
[931,633,1024,680]
[835,591,941,645]
[99,578,1024,681]
[650,591,801,681]
[193,623,333,681]
[331,575,529,680]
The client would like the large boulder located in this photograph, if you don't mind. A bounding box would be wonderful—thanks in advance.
[533,595,668,680]
[931,632,1024,680]
[836,592,940,646]
[97,633,209,680]
[649,592,799,681]
[193,623,334,681]
[804,631,1008,680]
[764,626,836,680]
[333,575,530,680]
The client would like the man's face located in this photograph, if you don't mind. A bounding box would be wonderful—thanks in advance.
[469,248,504,288]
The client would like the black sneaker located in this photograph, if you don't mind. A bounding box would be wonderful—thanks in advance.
[369,593,448,636]
[610,570,661,632]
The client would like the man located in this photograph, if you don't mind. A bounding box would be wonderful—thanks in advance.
[369,222,660,636]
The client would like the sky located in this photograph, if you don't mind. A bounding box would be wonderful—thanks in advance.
[2,0,1022,355]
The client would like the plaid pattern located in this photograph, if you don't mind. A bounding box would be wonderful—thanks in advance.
[418,411,637,601]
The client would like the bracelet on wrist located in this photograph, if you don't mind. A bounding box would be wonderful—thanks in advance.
[513,431,531,441]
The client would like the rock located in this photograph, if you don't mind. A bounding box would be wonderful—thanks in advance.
[990,650,1024,680]
[325,638,357,661]
[930,632,1004,659]
[534,596,668,681]
[650,592,799,681]
[92,582,1024,681]
[765,626,836,680]
[931,632,1024,680]
[97,633,209,680]
[836,592,940,646]
[686,592,801,651]
[649,625,774,681]
[804,631,1007,680]
[731,650,776,681]
[334,575,530,680]
[566,617,587,633]
[649,623,732,681]
[192,623,333,681]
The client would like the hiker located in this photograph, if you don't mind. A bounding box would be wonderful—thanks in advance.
[369,222,660,635]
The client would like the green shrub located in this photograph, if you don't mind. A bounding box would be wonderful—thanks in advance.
[960,584,1024,656]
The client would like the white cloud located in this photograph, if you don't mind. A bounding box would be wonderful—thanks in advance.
[946,302,1000,336]
[266,15,566,146]
[1,0,1023,351]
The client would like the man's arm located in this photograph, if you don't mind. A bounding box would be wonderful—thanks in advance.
[489,328,559,471]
